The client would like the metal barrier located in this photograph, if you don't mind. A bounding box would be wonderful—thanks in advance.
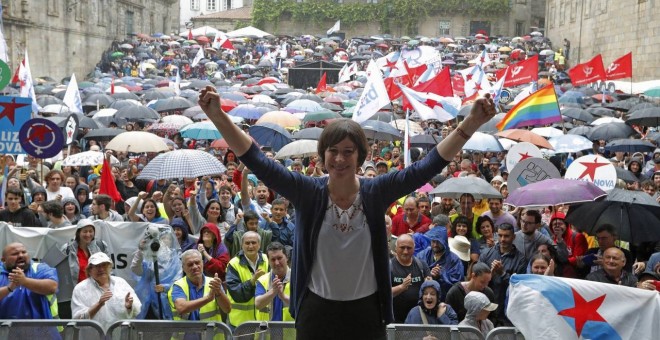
[233,321,296,340]
[0,320,105,340]
[485,327,525,340]
[106,320,233,340]
[386,324,485,340]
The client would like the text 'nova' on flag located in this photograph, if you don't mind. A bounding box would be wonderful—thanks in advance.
[496,84,561,131]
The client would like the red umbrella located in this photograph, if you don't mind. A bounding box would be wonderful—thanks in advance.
[210,138,229,149]
[220,98,238,112]
[592,94,614,102]
[196,36,210,44]
[257,77,281,85]
[376,43,389,49]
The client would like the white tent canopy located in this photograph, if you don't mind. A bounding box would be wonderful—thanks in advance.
[179,26,220,37]
[226,26,273,38]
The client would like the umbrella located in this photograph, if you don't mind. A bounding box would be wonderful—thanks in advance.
[160,115,194,126]
[143,88,177,100]
[152,96,194,112]
[505,179,607,207]
[115,105,160,122]
[147,122,184,135]
[530,127,564,138]
[302,110,341,124]
[83,128,127,142]
[626,107,660,127]
[256,111,301,128]
[605,139,657,153]
[106,131,169,153]
[228,104,270,119]
[561,107,594,123]
[548,134,593,153]
[464,132,505,152]
[390,119,424,134]
[605,98,639,112]
[629,102,656,113]
[477,113,507,133]
[249,122,293,151]
[587,123,636,141]
[274,140,319,159]
[615,167,639,184]
[591,117,624,125]
[586,107,616,117]
[61,151,120,167]
[646,131,660,144]
[82,93,116,107]
[360,120,402,141]
[37,95,64,107]
[180,121,222,140]
[495,129,553,149]
[137,149,227,180]
[429,177,502,200]
[292,127,324,140]
[566,189,660,244]
[410,134,440,148]
[643,87,660,98]
[285,99,323,113]
[566,126,592,137]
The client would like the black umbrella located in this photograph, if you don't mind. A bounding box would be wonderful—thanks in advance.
[360,120,402,141]
[82,93,116,107]
[83,128,127,141]
[111,92,141,101]
[410,134,441,148]
[115,105,160,122]
[645,131,660,144]
[566,189,660,244]
[628,102,657,113]
[153,96,194,113]
[477,113,506,133]
[292,127,323,140]
[625,107,660,127]
[605,98,640,112]
[110,100,141,110]
[561,107,594,123]
[567,125,592,137]
[614,167,639,184]
[586,107,616,117]
[605,138,656,153]
[143,88,177,100]
[185,79,215,90]
[36,95,64,107]
[586,123,636,141]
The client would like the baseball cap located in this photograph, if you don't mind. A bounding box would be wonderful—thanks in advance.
[465,291,498,312]
[88,252,113,266]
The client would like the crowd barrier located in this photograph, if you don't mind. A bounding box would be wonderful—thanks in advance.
[484,326,525,340]
[0,319,523,339]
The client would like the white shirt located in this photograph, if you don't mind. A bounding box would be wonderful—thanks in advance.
[46,186,75,201]
[308,193,377,301]
[71,276,141,331]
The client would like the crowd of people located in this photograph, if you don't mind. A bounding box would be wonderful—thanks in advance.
[0,28,659,339]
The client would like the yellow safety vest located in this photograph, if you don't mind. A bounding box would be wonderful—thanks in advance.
[167,276,224,340]
[226,253,269,327]
[31,263,61,331]
[256,271,294,322]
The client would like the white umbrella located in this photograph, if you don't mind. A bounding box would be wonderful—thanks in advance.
[429,177,503,200]
[137,149,227,180]
[531,127,564,138]
[106,131,169,153]
[463,132,505,152]
[160,115,194,125]
[548,134,594,153]
[251,94,277,105]
[61,151,119,167]
[591,117,625,126]
[274,140,319,160]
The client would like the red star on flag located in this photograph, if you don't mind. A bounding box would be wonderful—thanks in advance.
[480,56,486,63]
[519,152,533,161]
[0,98,30,125]
[385,59,397,69]
[424,98,438,108]
[578,159,609,181]
[557,288,606,337]
[465,73,473,81]
[473,83,482,91]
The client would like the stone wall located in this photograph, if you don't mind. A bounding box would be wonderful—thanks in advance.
[2,0,180,82]
[545,0,660,81]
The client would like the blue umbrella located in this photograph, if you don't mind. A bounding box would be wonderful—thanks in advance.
[559,90,585,105]
[180,121,223,140]
[249,122,293,151]
[228,104,269,119]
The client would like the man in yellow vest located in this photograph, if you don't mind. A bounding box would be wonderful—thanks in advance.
[168,249,231,324]
[255,242,293,321]
[226,231,269,329]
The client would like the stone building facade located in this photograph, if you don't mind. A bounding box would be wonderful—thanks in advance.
[544,0,660,82]
[2,0,180,82]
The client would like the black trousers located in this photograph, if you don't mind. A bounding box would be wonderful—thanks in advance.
[296,291,387,340]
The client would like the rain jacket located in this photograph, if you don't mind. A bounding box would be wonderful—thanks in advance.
[197,223,230,280]
[416,233,464,299]
[171,217,195,252]
[458,292,495,337]
[404,280,458,325]
[74,184,92,217]
[62,197,85,225]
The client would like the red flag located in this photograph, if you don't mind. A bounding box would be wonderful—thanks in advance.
[99,158,122,203]
[496,55,539,87]
[568,54,606,87]
[402,67,453,111]
[384,60,412,100]
[605,52,632,80]
[315,72,327,94]
[188,28,193,40]
[11,60,24,84]
[110,76,115,94]
[451,72,465,97]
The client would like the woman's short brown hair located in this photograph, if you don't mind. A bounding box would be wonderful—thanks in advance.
[317,119,368,167]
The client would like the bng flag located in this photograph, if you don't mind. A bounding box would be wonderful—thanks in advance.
[508,274,660,340]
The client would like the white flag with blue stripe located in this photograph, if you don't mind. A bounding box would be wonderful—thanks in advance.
[398,84,459,122]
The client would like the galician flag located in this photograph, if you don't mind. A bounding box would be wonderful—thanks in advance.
[62,73,83,113]
[508,274,660,340]
[18,50,39,113]
[398,84,459,122]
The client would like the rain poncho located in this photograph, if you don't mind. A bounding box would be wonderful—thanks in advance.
[130,225,182,319]
[404,280,458,325]
[458,291,496,337]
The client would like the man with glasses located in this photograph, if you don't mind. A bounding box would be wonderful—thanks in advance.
[513,210,559,263]
[577,223,635,278]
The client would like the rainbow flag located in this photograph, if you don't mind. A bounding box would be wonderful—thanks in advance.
[496,85,562,131]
